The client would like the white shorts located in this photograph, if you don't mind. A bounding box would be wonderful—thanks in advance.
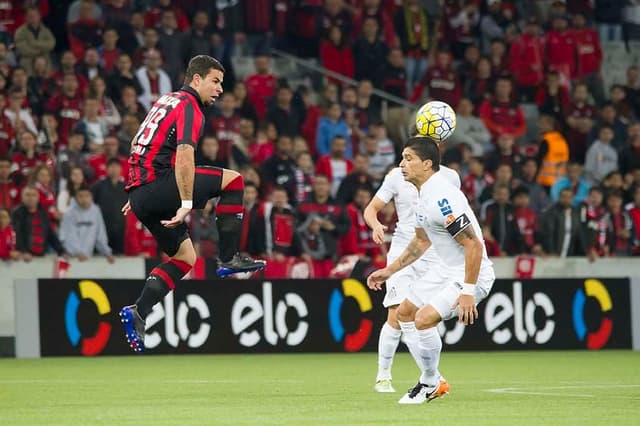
[407,264,495,320]
[383,251,431,308]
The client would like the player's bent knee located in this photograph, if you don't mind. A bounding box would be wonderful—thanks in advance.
[173,239,197,267]
[386,306,400,329]
[397,300,418,322]
[221,169,242,190]
[415,305,441,330]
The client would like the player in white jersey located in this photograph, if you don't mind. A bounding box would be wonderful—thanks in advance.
[368,137,495,404]
[364,161,460,393]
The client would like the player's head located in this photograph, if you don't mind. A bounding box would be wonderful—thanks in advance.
[184,55,225,107]
[400,137,440,186]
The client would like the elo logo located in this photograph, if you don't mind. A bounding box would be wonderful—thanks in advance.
[328,279,372,352]
[64,280,112,356]
[572,279,613,350]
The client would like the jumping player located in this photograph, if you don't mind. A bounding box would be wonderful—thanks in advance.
[119,55,265,352]
[368,138,495,404]
[364,142,460,393]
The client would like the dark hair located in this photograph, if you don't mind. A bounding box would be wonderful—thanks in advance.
[511,186,530,199]
[0,155,9,164]
[66,166,85,197]
[606,189,624,200]
[403,137,440,171]
[75,185,92,195]
[588,186,603,195]
[106,158,121,168]
[245,180,258,190]
[184,55,225,85]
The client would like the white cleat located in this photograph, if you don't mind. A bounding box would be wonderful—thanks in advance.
[398,383,430,404]
[374,379,396,393]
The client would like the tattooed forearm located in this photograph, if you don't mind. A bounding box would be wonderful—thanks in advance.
[388,235,430,273]
[175,144,195,202]
[454,224,478,245]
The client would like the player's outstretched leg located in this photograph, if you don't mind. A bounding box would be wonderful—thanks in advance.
[214,171,266,276]
[375,307,402,392]
[120,240,195,352]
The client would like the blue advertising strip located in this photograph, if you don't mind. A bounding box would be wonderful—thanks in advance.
[36,278,632,356]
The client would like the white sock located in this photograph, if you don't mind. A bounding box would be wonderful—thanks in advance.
[377,322,401,381]
[417,327,442,387]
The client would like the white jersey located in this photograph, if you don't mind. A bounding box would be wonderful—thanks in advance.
[375,166,460,263]
[415,171,492,276]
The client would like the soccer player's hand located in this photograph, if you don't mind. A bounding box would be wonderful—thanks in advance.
[367,268,391,291]
[455,294,478,325]
[372,224,388,245]
[161,207,191,228]
[121,201,131,216]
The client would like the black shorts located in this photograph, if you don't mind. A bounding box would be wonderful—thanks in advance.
[128,166,223,256]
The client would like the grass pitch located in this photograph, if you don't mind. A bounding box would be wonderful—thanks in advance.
[1,351,639,425]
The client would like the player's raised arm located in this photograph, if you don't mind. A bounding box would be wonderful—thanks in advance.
[367,227,431,290]
[363,196,388,245]
[451,219,483,325]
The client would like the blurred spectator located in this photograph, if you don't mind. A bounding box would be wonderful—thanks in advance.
[320,25,355,86]
[91,159,126,255]
[625,66,640,118]
[67,0,102,24]
[144,0,190,31]
[545,16,575,86]
[316,102,351,158]
[478,76,526,143]
[293,151,314,205]
[353,16,388,87]
[489,38,509,76]
[190,200,218,258]
[30,164,60,226]
[57,131,94,182]
[319,0,352,40]
[60,187,114,262]
[245,54,277,120]
[14,6,55,75]
[620,123,640,177]
[601,171,625,199]
[196,136,226,168]
[579,186,609,261]
[480,163,514,205]
[10,66,29,97]
[395,0,434,92]
[5,87,37,136]
[240,181,266,257]
[457,44,480,90]
[360,130,394,184]
[480,183,524,255]
[628,185,640,255]
[509,17,544,103]
[336,150,374,203]
[479,0,506,54]
[571,11,604,105]
[98,28,120,73]
[482,222,501,257]
[0,206,17,260]
[604,189,633,256]
[11,130,52,184]
[38,113,60,153]
[564,83,597,163]
[157,9,186,86]
[78,47,106,83]
[267,85,303,137]
[88,135,128,182]
[116,112,140,155]
[536,71,570,123]
[89,76,121,129]
[484,134,522,175]
[247,121,274,165]
[136,49,172,110]
[536,114,569,191]
[462,155,495,213]
[57,166,85,215]
[299,86,322,157]
[0,94,12,157]
[0,157,20,210]
[107,54,142,105]
[123,210,157,257]
[265,186,300,260]
[68,0,103,61]
[355,80,382,131]
[0,41,16,77]
[344,185,383,259]
[118,87,147,123]
[232,81,259,125]
[133,27,160,68]
[539,187,585,257]
[185,10,210,59]
[46,73,84,145]
[354,0,398,47]
[445,0,480,61]
[550,161,591,207]
[262,135,297,202]
[610,84,637,125]
[12,185,66,260]
[411,49,461,107]
[101,0,135,53]
[297,174,351,277]
[585,125,618,185]
[464,56,494,107]
[381,47,407,101]
[75,96,109,154]
[207,92,240,167]
[448,98,491,156]
[591,103,628,153]
[315,135,354,198]
[516,157,552,216]
[51,50,89,95]
[128,12,146,53]
[26,55,56,118]
[594,0,625,41]
[512,186,542,254]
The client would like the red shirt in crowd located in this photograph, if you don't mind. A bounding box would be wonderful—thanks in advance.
[245,73,277,120]
[564,101,597,162]
[88,154,129,183]
[34,181,57,226]
[10,152,52,182]
[514,206,538,251]
[0,114,14,157]
[571,27,602,78]
[0,0,49,35]
[248,140,274,165]
[0,179,21,210]
[144,5,190,31]
[0,224,16,259]
[124,212,158,257]
[509,33,545,87]
[344,203,381,259]
[546,29,577,80]
[462,172,495,213]
[45,93,83,143]
[209,114,241,165]
[319,41,355,86]
[478,100,527,141]
[314,155,354,188]
[411,65,462,106]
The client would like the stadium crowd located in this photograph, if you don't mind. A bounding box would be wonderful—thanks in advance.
[0,0,639,277]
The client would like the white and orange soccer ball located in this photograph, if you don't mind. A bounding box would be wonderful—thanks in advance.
[414,100,457,142]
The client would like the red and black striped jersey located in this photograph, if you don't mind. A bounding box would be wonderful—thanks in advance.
[126,86,205,191]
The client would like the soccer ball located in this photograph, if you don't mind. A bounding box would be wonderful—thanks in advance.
[414,101,457,142]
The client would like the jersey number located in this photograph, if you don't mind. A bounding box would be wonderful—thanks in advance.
[132,106,167,155]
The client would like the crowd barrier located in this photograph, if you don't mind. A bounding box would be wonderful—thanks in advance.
[15,277,638,358]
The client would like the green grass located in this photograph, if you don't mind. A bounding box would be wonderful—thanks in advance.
[1,351,639,425]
